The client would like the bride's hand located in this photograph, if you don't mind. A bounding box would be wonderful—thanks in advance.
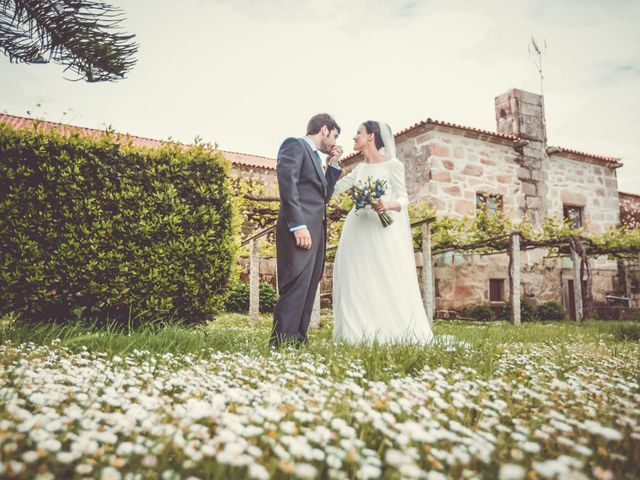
[327,145,343,165]
[372,199,387,213]
[373,199,400,213]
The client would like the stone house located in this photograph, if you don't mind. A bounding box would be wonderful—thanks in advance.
[340,88,636,318]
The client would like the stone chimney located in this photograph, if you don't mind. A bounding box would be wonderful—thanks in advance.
[495,88,548,226]
[495,88,547,143]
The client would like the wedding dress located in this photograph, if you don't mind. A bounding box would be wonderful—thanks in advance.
[331,155,434,345]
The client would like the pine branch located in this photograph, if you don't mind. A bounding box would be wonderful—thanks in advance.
[0,0,138,81]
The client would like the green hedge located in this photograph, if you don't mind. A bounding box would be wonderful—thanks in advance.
[224,281,279,313]
[0,124,239,325]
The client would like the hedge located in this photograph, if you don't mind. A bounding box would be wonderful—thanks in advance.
[224,281,279,313]
[0,123,239,325]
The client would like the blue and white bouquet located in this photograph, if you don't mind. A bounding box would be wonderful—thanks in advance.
[352,177,393,227]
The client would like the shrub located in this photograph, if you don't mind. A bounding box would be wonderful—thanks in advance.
[536,301,567,321]
[467,304,495,322]
[224,282,279,313]
[0,124,239,325]
[498,299,538,322]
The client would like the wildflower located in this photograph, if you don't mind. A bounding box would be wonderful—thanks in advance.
[34,473,54,480]
[533,459,570,479]
[56,451,78,464]
[521,442,541,454]
[22,450,39,463]
[357,464,382,479]
[248,463,269,480]
[142,455,158,467]
[399,463,425,478]
[101,466,122,480]
[76,464,93,475]
[293,463,317,479]
[385,449,411,467]
[499,464,526,480]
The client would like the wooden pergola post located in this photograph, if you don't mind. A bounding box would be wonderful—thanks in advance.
[570,246,584,322]
[249,237,260,324]
[509,232,521,326]
[422,221,434,327]
[310,284,321,329]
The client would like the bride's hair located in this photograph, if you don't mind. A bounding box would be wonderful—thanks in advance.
[362,121,385,151]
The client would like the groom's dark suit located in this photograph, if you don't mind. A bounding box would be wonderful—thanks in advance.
[271,137,341,347]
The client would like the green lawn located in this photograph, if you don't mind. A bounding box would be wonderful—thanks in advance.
[0,313,638,479]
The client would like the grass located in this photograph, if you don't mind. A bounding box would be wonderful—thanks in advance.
[1,311,639,382]
[1,312,639,479]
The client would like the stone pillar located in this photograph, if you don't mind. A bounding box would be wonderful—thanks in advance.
[249,238,260,323]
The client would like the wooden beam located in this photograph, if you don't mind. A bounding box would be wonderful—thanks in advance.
[249,238,260,323]
[571,246,584,322]
[422,223,434,327]
[310,284,321,329]
[509,232,521,326]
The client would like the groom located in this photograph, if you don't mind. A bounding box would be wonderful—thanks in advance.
[271,113,343,348]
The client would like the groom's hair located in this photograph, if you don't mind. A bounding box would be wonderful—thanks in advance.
[363,121,385,150]
[307,113,341,135]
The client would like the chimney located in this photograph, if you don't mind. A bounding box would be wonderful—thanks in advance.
[495,88,547,144]
[495,88,549,227]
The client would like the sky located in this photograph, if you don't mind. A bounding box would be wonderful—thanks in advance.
[2,0,639,192]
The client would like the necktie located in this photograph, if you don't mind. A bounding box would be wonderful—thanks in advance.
[313,150,322,170]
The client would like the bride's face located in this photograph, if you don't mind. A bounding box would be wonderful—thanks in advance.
[353,124,372,152]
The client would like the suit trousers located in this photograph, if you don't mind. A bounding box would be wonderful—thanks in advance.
[271,228,325,347]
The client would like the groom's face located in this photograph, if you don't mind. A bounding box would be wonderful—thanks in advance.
[319,126,339,155]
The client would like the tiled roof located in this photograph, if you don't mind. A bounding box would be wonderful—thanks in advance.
[395,118,520,141]
[341,117,621,166]
[620,191,640,199]
[546,146,621,165]
[341,117,520,163]
[0,114,276,170]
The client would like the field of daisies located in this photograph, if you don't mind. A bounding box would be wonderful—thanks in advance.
[1,313,639,480]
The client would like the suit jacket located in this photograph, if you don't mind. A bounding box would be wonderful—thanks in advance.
[275,137,341,288]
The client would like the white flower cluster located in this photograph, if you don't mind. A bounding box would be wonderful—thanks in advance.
[0,340,638,478]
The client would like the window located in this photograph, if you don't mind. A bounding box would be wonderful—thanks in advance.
[435,279,441,298]
[476,193,503,216]
[563,205,583,229]
[489,279,505,302]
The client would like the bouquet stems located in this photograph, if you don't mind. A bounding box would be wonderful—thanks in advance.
[377,211,393,227]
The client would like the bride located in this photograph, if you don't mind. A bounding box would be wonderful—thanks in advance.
[331,121,434,344]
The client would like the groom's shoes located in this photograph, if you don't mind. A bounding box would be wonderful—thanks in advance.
[269,336,304,351]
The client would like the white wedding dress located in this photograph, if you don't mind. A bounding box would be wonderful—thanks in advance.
[331,158,434,344]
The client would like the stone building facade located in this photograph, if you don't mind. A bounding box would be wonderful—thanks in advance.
[341,88,630,317]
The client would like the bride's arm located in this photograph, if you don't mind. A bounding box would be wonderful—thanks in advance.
[375,160,409,213]
[389,160,409,211]
[331,164,359,197]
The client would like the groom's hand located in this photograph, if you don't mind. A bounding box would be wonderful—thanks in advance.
[293,228,312,250]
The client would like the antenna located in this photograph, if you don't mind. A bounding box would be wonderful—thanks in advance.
[528,36,547,96]
[528,36,548,144]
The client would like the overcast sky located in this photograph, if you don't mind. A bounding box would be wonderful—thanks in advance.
[2,0,639,192]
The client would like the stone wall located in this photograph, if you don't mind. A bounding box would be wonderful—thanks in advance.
[231,166,278,191]
[545,155,620,233]
[397,130,525,221]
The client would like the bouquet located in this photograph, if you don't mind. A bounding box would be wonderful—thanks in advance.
[352,177,393,227]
